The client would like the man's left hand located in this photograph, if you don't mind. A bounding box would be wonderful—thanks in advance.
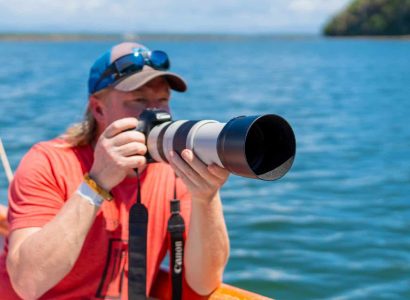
[169,149,229,203]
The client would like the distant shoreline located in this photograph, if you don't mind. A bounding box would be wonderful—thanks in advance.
[0,32,318,42]
[0,33,124,42]
[324,35,410,40]
[1,33,410,42]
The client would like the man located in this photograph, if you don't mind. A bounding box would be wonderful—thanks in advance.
[0,42,230,299]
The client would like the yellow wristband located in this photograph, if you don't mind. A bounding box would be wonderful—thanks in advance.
[83,173,113,201]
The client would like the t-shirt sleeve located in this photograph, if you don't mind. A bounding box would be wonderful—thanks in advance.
[8,144,66,232]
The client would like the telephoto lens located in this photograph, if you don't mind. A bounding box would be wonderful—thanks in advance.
[137,109,296,181]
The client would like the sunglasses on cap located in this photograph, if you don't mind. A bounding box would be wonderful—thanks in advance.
[93,48,170,93]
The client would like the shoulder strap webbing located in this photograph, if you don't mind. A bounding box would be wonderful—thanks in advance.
[167,179,186,300]
[128,170,148,300]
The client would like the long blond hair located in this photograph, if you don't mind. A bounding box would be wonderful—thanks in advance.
[61,90,107,147]
[62,108,97,147]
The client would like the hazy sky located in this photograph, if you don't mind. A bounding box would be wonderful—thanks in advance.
[0,0,351,34]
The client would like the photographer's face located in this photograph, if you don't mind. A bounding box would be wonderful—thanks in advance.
[96,77,171,130]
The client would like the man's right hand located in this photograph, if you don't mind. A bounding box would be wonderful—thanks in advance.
[89,117,147,191]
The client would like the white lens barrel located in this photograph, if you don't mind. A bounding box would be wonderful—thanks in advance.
[146,121,172,162]
[163,120,188,162]
[186,121,224,167]
[147,120,224,166]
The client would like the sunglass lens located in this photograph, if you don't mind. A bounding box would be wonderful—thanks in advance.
[150,51,170,70]
[116,54,144,75]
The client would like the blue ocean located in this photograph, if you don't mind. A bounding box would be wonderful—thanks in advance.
[0,37,409,299]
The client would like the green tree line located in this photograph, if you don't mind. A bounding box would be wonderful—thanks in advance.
[324,0,410,36]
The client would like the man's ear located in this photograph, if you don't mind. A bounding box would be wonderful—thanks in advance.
[89,94,105,123]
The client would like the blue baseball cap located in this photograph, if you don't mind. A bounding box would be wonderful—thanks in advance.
[88,42,187,95]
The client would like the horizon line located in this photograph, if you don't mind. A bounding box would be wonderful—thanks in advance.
[0,32,323,42]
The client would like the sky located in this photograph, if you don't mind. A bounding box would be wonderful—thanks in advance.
[0,0,352,34]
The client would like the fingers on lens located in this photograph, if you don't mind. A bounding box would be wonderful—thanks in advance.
[105,118,138,138]
[172,152,202,181]
[114,130,146,146]
[118,155,146,169]
[128,155,146,168]
[208,164,228,178]
[117,142,147,157]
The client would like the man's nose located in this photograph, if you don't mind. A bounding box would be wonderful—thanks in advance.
[146,103,157,109]
[146,100,162,109]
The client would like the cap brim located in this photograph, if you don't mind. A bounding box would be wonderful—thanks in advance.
[114,68,187,92]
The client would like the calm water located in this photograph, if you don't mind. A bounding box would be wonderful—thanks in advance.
[0,38,410,299]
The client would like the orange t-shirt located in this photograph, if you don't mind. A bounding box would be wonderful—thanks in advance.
[0,138,191,299]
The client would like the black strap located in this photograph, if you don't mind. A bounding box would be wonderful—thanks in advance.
[167,178,185,300]
[128,170,148,300]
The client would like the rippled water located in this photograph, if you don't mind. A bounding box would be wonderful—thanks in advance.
[1,38,410,299]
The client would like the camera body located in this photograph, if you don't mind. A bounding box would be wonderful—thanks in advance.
[136,109,172,162]
[136,109,172,136]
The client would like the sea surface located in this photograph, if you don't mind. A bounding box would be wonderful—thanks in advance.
[0,37,410,299]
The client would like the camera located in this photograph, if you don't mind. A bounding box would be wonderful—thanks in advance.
[137,109,296,181]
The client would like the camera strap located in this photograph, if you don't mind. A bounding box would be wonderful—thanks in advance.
[128,170,186,300]
[128,170,148,300]
[167,176,186,300]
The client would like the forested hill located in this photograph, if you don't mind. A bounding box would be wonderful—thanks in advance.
[324,0,410,36]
